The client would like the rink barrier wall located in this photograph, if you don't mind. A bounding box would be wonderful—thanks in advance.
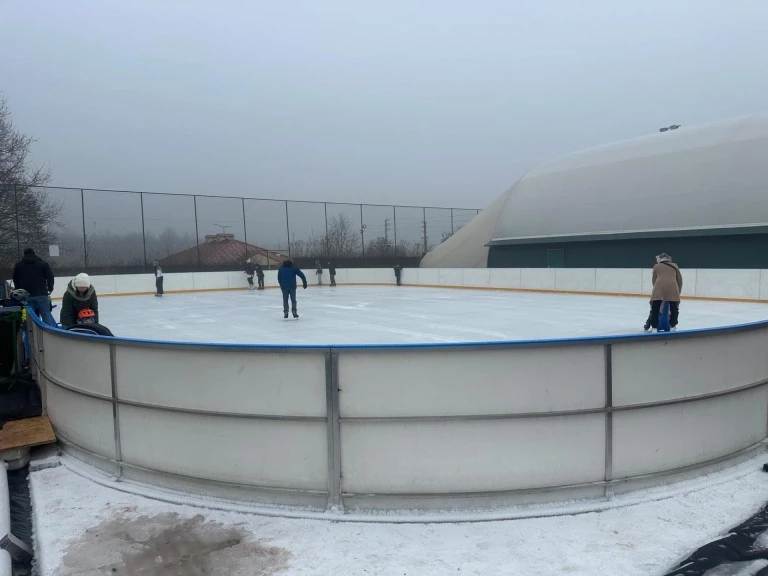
[27,290,768,512]
[47,267,768,302]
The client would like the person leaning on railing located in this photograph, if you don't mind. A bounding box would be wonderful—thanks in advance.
[644,253,683,332]
[60,273,99,328]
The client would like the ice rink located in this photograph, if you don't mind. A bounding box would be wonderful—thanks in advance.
[70,286,768,345]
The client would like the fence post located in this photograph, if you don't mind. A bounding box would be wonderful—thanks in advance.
[139,192,148,269]
[324,202,329,258]
[284,200,291,258]
[14,185,21,259]
[242,197,248,261]
[193,195,201,269]
[604,344,614,498]
[392,206,397,252]
[422,206,427,255]
[360,204,365,259]
[81,189,89,269]
[451,208,454,235]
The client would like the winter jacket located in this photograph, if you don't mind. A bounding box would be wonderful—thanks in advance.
[245,262,256,276]
[255,265,264,279]
[60,280,99,327]
[328,265,336,276]
[651,261,683,302]
[277,263,307,291]
[13,254,54,297]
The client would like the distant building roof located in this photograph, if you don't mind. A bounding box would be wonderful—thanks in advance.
[160,233,286,267]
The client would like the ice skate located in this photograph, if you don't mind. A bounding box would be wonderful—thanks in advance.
[293,310,299,319]
[155,293,163,297]
[643,322,651,332]
[284,310,289,319]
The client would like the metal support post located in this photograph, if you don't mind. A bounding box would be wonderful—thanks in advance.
[109,344,123,479]
[604,344,613,497]
[325,350,342,510]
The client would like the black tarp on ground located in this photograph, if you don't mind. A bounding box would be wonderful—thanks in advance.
[664,500,768,575]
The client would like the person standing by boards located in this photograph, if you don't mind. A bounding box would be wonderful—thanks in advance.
[255,263,265,290]
[277,260,307,319]
[328,261,336,287]
[315,260,323,286]
[644,253,683,332]
[153,262,164,297]
[245,258,256,290]
[394,264,403,286]
[13,248,56,326]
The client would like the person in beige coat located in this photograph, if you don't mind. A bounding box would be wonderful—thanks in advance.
[644,253,683,331]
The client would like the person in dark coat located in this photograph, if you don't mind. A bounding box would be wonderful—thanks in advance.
[245,259,256,290]
[328,261,336,287]
[60,273,99,328]
[255,263,265,290]
[394,264,403,286]
[13,248,56,326]
[277,260,307,318]
[153,262,164,296]
[644,253,683,332]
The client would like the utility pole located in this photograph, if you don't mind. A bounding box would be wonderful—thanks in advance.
[422,216,428,255]
[384,218,390,242]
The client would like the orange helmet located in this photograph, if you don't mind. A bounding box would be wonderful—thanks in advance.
[77,308,96,324]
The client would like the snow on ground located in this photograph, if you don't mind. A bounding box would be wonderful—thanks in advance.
[64,286,768,345]
[31,455,768,576]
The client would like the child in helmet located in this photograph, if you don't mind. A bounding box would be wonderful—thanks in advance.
[77,308,97,324]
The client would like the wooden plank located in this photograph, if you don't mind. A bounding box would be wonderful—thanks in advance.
[0,415,57,452]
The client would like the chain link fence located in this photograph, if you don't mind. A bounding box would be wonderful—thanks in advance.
[0,186,480,277]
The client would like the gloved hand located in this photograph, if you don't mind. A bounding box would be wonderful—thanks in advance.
[303,283,307,289]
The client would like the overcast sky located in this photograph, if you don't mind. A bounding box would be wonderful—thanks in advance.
[1,1,766,209]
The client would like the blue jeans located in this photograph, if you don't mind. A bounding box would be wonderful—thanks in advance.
[27,295,57,327]
[282,288,297,312]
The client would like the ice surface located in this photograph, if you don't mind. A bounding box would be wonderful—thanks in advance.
[30,456,768,576]
[64,286,768,345]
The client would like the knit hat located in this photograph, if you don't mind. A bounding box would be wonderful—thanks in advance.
[656,253,672,263]
[73,273,91,289]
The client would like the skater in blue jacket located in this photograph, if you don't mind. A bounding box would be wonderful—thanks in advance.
[277,260,307,318]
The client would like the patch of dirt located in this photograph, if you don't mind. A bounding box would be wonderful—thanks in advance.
[58,512,291,575]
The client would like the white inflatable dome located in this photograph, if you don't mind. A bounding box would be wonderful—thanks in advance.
[421,114,768,268]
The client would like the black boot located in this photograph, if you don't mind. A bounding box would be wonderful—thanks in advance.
[293,310,299,319]
[284,310,289,319]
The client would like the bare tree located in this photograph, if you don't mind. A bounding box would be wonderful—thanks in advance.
[0,94,58,268]
[325,214,360,257]
[366,236,394,257]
